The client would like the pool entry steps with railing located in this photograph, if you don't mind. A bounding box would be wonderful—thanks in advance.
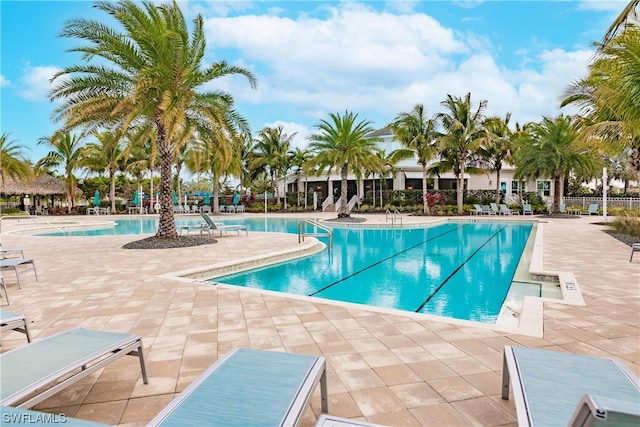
[298,219,333,253]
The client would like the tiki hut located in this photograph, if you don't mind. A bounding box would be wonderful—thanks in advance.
[1,174,83,213]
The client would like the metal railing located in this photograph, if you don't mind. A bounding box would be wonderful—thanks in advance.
[385,209,403,227]
[563,197,640,209]
[298,219,333,253]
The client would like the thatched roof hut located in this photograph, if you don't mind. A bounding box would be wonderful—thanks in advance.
[1,174,83,196]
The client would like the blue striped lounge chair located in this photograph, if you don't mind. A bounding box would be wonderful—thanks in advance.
[149,348,328,427]
[200,213,247,236]
[0,258,38,288]
[502,346,639,426]
[0,327,148,409]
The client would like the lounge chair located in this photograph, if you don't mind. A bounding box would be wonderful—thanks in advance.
[522,204,533,215]
[179,223,211,237]
[0,327,148,408]
[149,348,327,427]
[631,243,640,262]
[0,258,38,288]
[0,276,8,304]
[0,309,31,343]
[582,204,600,215]
[490,203,500,215]
[501,345,640,427]
[481,205,494,215]
[1,246,24,259]
[568,393,640,426]
[200,213,248,236]
[499,204,519,215]
[236,204,245,213]
[471,204,484,215]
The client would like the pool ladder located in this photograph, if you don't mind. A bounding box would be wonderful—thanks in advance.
[385,209,403,227]
[298,219,333,253]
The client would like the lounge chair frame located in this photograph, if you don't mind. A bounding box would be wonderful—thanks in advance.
[0,276,8,304]
[568,393,640,426]
[0,309,31,343]
[502,345,640,426]
[630,243,640,262]
[0,258,38,288]
[149,348,327,427]
[0,327,148,408]
[1,246,25,259]
[200,213,248,237]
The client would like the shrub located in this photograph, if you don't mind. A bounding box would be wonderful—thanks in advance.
[610,212,640,239]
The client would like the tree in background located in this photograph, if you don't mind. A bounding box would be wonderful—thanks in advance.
[0,132,32,182]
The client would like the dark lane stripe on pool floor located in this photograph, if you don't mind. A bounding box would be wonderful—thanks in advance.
[413,225,507,313]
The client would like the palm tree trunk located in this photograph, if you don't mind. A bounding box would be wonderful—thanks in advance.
[156,126,178,239]
[553,174,562,213]
[340,162,349,217]
[422,165,429,215]
[495,168,501,204]
[110,167,116,212]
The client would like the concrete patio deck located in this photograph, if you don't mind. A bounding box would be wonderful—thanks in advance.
[0,212,638,426]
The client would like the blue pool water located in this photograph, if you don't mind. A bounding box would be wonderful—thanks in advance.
[37,217,533,323]
[214,221,533,323]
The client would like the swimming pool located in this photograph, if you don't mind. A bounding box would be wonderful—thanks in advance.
[212,221,534,324]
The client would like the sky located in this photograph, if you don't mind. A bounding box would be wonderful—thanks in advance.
[0,0,630,165]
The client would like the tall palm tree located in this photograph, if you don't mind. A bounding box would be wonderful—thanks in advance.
[513,115,597,212]
[0,133,32,182]
[388,104,439,214]
[478,113,514,204]
[249,126,295,206]
[435,93,487,214]
[308,111,380,218]
[35,131,85,213]
[289,147,312,207]
[50,0,256,238]
[83,131,126,212]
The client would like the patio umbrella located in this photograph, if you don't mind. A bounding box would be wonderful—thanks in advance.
[172,191,178,205]
[93,191,100,207]
[233,192,240,205]
[133,191,140,206]
[204,194,211,205]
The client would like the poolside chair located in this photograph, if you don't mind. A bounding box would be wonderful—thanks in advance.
[630,243,640,262]
[236,204,245,213]
[501,345,640,427]
[490,203,500,215]
[471,204,484,215]
[0,327,148,408]
[522,204,533,215]
[568,393,640,426]
[179,223,211,237]
[0,258,38,288]
[149,348,327,427]
[582,203,600,215]
[499,204,519,215]
[0,309,31,343]
[200,213,248,236]
[0,276,8,304]
[0,246,24,259]
[481,205,495,215]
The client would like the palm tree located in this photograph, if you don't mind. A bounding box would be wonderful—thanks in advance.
[50,0,256,239]
[435,93,487,214]
[308,111,380,218]
[513,115,597,213]
[388,104,439,214]
[0,133,32,182]
[478,113,514,204]
[35,131,85,213]
[289,147,312,207]
[249,126,295,206]
[83,131,126,212]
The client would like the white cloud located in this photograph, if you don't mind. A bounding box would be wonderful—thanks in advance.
[0,75,10,87]
[18,65,61,102]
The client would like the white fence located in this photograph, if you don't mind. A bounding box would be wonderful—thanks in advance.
[564,197,640,209]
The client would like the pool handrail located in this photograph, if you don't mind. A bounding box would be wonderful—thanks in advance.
[298,219,333,253]
[0,214,66,236]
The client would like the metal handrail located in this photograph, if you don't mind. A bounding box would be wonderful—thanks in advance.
[298,219,333,253]
[385,209,402,227]
[0,214,67,235]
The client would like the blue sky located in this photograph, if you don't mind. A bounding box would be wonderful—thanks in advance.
[0,0,628,165]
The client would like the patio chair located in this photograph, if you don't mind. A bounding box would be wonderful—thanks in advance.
[630,243,640,262]
[499,204,519,215]
[582,203,600,215]
[481,205,495,215]
[200,213,248,236]
[0,309,31,343]
[236,204,245,213]
[501,345,640,427]
[568,393,640,426]
[522,204,534,215]
[490,203,500,215]
[0,327,148,408]
[0,258,38,288]
[179,223,211,238]
[149,348,327,427]
[471,204,484,215]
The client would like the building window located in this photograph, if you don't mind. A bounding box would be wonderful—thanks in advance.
[537,181,551,196]
[511,181,525,195]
